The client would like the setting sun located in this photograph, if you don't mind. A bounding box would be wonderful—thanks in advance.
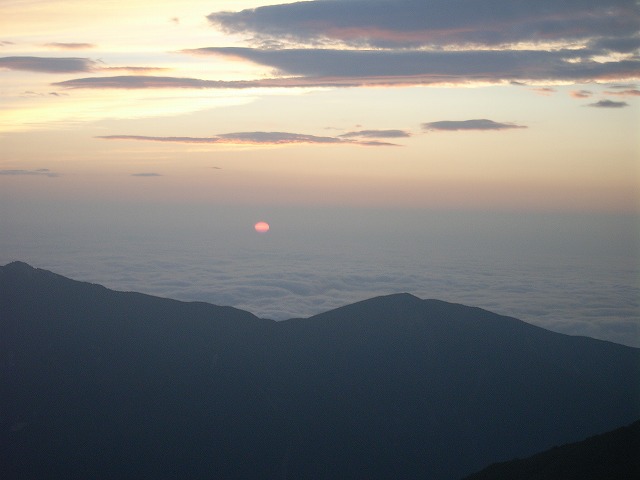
[254,221,270,233]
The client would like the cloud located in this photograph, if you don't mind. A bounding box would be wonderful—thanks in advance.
[532,87,556,96]
[586,99,630,108]
[43,42,96,50]
[99,66,169,73]
[97,131,400,147]
[0,56,96,73]
[185,47,640,86]
[604,88,640,96]
[20,90,68,98]
[608,83,639,89]
[590,36,640,54]
[570,90,593,99]
[208,0,639,50]
[339,129,411,139]
[199,1,639,88]
[53,75,275,89]
[131,172,162,177]
[53,73,478,90]
[422,119,526,131]
[0,168,58,177]
[0,58,166,77]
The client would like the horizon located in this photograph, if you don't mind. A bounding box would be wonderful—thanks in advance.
[1,1,638,347]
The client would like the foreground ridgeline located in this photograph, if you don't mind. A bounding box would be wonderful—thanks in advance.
[463,420,640,480]
[1,261,639,479]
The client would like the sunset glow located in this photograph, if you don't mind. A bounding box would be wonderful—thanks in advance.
[1,0,638,347]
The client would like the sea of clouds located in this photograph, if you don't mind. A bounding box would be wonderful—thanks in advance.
[1,204,638,347]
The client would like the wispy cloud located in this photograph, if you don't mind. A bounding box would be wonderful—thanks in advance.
[340,129,411,139]
[608,83,639,90]
[422,119,526,131]
[98,131,400,147]
[0,56,96,73]
[53,73,466,90]
[43,42,96,50]
[0,168,58,177]
[20,90,68,98]
[570,90,593,99]
[586,99,630,108]
[604,89,640,96]
[0,57,166,77]
[131,172,162,177]
[532,87,556,96]
[53,75,267,89]
[99,66,170,73]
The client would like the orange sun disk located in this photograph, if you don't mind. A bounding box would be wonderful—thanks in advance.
[254,221,270,233]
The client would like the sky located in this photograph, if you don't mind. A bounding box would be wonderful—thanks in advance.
[1,0,639,346]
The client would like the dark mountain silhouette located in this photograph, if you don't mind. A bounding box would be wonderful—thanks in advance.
[1,261,639,479]
[463,419,640,480]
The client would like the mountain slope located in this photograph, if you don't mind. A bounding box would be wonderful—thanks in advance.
[268,294,640,479]
[463,420,640,480]
[1,262,639,479]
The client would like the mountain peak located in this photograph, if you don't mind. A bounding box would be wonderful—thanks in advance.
[3,260,35,270]
[355,292,422,305]
[2,261,37,277]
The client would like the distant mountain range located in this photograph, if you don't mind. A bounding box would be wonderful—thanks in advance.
[1,261,639,479]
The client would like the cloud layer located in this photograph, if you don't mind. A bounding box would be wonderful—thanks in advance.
[98,123,522,147]
[0,58,168,77]
[184,45,639,86]
[98,131,400,147]
[208,0,639,50]
[422,119,526,131]
[0,56,95,73]
[587,99,629,108]
[0,168,58,177]
[39,1,640,93]
[200,0,640,86]
[340,129,411,139]
[44,43,96,50]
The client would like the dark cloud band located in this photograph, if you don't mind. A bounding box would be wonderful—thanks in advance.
[422,119,526,131]
[340,129,412,139]
[0,168,58,177]
[186,47,640,85]
[586,100,629,108]
[0,56,95,73]
[208,0,639,50]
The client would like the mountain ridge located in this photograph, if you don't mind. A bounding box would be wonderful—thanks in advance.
[1,261,638,479]
[1,261,633,349]
[463,419,640,479]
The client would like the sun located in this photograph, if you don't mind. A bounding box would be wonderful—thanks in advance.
[254,221,270,233]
